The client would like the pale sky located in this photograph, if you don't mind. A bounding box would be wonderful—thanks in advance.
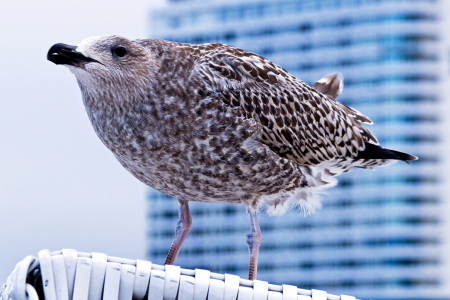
[0,0,166,283]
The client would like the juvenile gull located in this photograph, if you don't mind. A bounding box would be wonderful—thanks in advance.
[47,36,417,280]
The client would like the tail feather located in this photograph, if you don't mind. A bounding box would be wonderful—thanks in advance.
[356,143,418,162]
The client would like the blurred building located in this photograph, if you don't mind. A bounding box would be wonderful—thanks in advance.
[147,0,450,299]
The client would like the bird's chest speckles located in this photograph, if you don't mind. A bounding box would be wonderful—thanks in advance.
[86,102,164,163]
[83,87,304,204]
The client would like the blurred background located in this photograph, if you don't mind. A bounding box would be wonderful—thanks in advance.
[2,0,450,299]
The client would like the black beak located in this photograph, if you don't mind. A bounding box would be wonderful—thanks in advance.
[47,43,99,67]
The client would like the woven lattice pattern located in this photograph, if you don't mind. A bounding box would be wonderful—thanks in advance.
[1,249,357,300]
[0,270,14,300]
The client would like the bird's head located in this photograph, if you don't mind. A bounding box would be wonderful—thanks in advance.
[47,35,156,101]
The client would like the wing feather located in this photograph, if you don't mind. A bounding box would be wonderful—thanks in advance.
[189,43,378,166]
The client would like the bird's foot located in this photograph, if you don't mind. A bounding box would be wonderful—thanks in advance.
[246,209,261,280]
[164,200,192,265]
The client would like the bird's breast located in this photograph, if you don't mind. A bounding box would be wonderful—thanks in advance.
[82,93,303,204]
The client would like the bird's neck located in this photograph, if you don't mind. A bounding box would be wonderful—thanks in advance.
[82,89,163,149]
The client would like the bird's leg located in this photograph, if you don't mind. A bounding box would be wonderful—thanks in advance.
[165,200,192,265]
[246,208,262,280]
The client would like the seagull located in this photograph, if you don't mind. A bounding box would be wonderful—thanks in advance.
[47,36,417,280]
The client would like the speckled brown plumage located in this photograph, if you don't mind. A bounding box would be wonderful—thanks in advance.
[48,36,416,215]
[190,43,378,166]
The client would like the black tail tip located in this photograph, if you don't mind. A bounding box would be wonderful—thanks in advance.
[389,151,418,165]
[390,150,419,162]
[356,143,418,163]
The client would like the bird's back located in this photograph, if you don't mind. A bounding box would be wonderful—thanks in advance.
[175,42,416,166]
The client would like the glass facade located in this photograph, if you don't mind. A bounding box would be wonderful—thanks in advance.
[147,0,450,299]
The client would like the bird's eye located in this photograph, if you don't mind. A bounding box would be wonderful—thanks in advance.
[113,47,127,57]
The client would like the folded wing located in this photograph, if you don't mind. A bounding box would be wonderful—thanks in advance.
[190,43,416,165]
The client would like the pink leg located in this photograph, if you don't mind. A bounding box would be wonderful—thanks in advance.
[246,209,262,280]
[165,200,192,265]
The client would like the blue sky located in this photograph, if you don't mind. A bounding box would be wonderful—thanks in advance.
[0,0,166,283]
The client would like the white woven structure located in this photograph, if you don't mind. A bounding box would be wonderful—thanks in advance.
[0,250,357,300]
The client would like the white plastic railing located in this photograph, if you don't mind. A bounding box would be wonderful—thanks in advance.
[0,250,358,300]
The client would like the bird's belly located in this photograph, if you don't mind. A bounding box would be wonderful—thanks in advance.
[111,134,303,204]
[88,102,304,205]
